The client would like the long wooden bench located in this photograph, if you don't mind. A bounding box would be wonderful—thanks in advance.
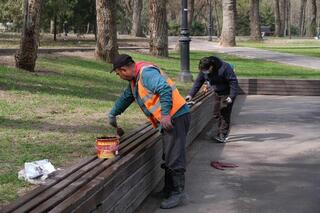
[4,78,318,213]
[238,79,320,96]
[1,92,214,213]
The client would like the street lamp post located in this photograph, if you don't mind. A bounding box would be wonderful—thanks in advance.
[178,0,193,82]
[208,0,213,41]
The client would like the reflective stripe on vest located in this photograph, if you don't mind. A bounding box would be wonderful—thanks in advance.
[132,62,186,128]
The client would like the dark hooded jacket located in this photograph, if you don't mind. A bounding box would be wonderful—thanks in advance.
[188,57,238,98]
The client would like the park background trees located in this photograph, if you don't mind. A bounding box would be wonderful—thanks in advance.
[0,0,319,70]
[0,0,318,38]
[15,0,42,72]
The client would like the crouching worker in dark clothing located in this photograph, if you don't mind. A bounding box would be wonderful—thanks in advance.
[108,54,190,209]
[186,56,238,143]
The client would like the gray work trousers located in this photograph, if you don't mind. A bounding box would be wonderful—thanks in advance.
[162,113,191,173]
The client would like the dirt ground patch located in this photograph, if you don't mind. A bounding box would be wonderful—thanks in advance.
[0,51,96,74]
[0,55,15,67]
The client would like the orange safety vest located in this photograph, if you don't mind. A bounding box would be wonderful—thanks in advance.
[130,62,186,128]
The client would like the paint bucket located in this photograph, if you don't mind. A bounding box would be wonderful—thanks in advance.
[96,136,120,159]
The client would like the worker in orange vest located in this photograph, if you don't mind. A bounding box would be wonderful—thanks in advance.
[108,54,190,209]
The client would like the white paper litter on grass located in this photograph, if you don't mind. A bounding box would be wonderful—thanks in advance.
[18,159,56,184]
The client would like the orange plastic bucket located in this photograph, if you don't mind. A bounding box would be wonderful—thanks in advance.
[96,136,120,159]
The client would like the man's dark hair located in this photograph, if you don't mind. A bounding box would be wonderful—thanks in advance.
[198,56,222,72]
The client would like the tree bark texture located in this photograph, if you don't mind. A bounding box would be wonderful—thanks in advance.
[250,0,262,40]
[279,0,286,35]
[188,0,195,31]
[282,0,287,36]
[131,0,144,37]
[149,0,168,57]
[306,0,317,37]
[288,0,291,38]
[274,0,281,36]
[213,0,221,37]
[53,15,57,41]
[50,19,54,34]
[15,0,41,72]
[220,0,236,47]
[299,0,307,36]
[95,0,118,62]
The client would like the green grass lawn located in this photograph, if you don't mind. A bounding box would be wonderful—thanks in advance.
[1,50,320,206]
[238,38,320,58]
[0,32,146,48]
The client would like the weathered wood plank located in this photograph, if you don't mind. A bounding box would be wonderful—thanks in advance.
[106,160,163,213]
[99,144,163,213]
[71,139,163,213]
[31,130,158,213]
[1,125,152,213]
[0,156,96,213]
[49,132,160,213]
[1,91,213,213]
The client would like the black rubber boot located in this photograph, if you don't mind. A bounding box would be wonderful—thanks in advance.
[161,168,172,198]
[160,171,185,209]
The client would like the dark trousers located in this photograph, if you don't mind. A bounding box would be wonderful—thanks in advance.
[213,94,235,135]
[162,113,191,173]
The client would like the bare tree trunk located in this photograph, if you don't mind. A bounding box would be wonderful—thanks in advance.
[283,0,287,36]
[86,23,90,34]
[95,0,108,60]
[250,0,262,40]
[53,15,57,41]
[95,0,118,62]
[131,0,144,37]
[220,0,236,47]
[15,0,41,72]
[299,0,307,36]
[213,0,221,37]
[188,0,195,31]
[105,0,118,62]
[50,19,54,34]
[288,0,291,38]
[306,0,317,37]
[274,0,281,36]
[149,0,168,57]
[168,1,178,21]
[279,0,286,36]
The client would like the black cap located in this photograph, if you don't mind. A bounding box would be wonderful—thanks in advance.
[111,54,134,72]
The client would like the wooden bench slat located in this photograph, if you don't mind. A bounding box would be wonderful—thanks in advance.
[30,130,158,213]
[1,156,96,213]
[1,91,213,213]
[74,140,163,213]
[50,133,161,213]
[106,160,163,213]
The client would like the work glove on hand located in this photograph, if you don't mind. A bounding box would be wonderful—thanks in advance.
[185,95,192,102]
[160,115,173,131]
[225,97,233,104]
[203,84,209,93]
[108,113,117,128]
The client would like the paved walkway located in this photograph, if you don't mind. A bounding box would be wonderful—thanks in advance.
[169,37,320,70]
[2,36,319,69]
[137,95,320,213]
